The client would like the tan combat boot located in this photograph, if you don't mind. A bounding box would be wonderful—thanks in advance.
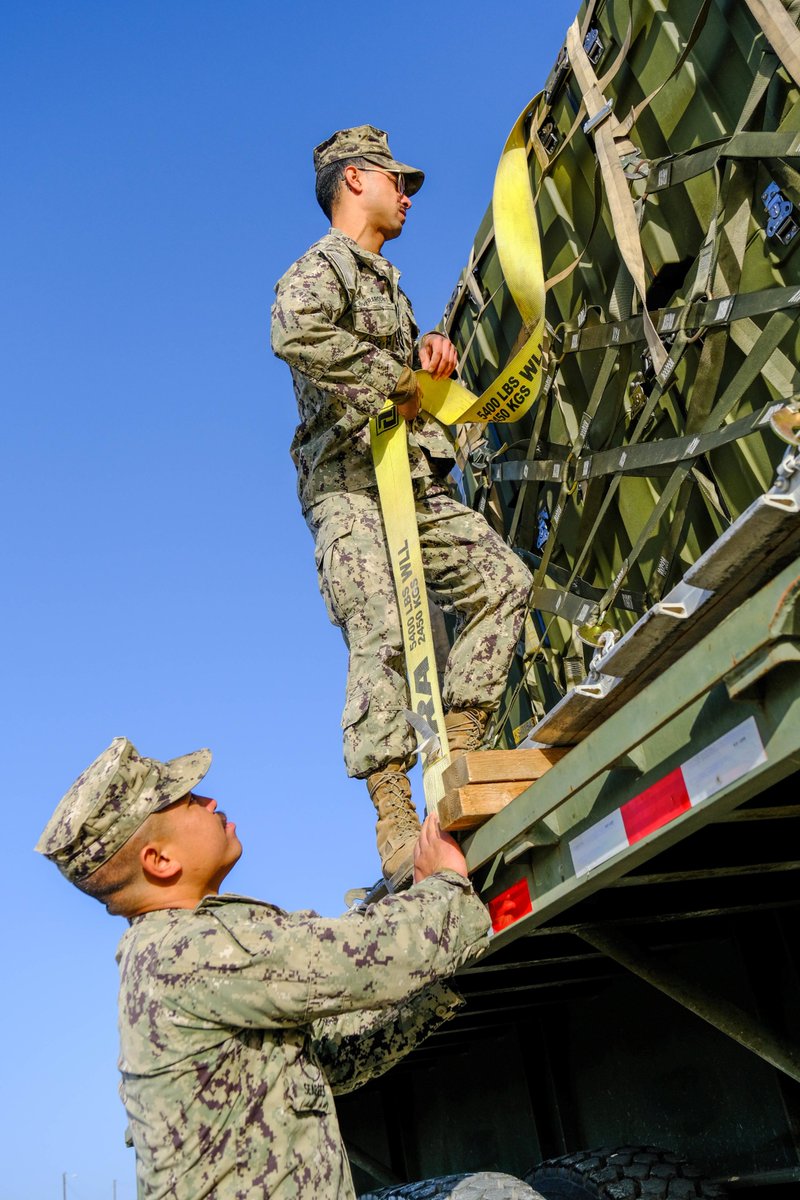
[444,707,490,761]
[366,763,421,883]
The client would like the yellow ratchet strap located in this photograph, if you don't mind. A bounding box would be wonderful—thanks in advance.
[371,100,546,813]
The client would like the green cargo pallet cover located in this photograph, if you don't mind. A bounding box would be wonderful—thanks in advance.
[442,0,800,747]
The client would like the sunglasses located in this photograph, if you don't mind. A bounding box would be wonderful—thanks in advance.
[359,167,407,196]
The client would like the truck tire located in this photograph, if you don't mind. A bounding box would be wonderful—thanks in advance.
[525,1147,726,1200]
[360,1170,547,1199]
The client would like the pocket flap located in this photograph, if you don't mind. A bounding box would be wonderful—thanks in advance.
[341,686,370,731]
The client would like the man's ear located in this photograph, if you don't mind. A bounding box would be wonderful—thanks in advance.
[140,841,181,882]
[343,164,364,195]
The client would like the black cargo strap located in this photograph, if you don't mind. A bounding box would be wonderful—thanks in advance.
[492,399,794,487]
[514,546,648,621]
[554,284,800,357]
[646,128,800,193]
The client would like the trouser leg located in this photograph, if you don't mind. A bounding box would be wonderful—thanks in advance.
[309,487,532,778]
[417,490,533,713]
[310,493,417,779]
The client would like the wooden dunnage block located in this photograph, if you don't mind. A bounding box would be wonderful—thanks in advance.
[438,747,569,832]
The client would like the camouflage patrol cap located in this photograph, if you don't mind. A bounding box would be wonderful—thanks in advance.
[313,124,425,196]
[35,737,212,885]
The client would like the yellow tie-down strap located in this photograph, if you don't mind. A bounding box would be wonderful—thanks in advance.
[371,100,546,814]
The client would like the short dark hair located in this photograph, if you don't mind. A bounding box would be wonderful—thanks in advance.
[75,823,151,914]
[315,155,371,220]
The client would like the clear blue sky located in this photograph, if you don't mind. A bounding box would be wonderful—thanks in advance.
[4,3,575,1196]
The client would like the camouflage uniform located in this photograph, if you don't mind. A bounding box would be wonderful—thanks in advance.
[36,738,492,1200]
[271,228,532,778]
[118,880,488,1199]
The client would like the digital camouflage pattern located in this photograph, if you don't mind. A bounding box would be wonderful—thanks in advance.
[272,226,532,777]
[312,124,424,196]
[307,486,532,778]
[35,737,211,884]
[117,873,490,1199]
[271,229,454,513]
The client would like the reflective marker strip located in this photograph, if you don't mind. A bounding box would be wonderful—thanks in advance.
[488,878,533,933]
[621,768,690,844]
[570,717,765,878]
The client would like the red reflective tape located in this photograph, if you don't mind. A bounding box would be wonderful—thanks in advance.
[621,767,691,845]
[488,879,533,932]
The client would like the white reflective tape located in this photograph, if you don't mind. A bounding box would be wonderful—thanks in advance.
[659,355,675,382]
[570,808,628,876]
[715,297,734,322]
[682,717,766,807]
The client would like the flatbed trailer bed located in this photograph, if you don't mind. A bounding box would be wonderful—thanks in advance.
[337,470,800,1200]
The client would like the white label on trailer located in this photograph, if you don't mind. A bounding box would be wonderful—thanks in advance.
[682,717,766,807]
[569,808,628,877]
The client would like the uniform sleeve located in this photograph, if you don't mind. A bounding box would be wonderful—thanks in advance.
[270,254,413,416]
[309,981,463,1095]
[167,873,490,1031]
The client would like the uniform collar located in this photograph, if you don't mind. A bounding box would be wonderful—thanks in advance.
[325,227,399,283]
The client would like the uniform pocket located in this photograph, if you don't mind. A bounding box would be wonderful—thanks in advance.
[350,296,399,339]
[312,513,357,627]
[286,1053,331,1115]
[341,683,370,732]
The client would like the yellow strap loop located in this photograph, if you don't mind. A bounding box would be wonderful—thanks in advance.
[371,99,547,812]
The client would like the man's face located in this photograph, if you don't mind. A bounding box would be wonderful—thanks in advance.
[159,792,242,891]
[359,167,412,242]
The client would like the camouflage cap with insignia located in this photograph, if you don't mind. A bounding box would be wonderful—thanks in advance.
[313,124,425,196]
[35,737,212,885]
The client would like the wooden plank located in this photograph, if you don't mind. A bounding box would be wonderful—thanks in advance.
[439,782,531,831]
[442,747,569,790]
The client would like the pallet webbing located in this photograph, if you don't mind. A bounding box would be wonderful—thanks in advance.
[744,0,800,90]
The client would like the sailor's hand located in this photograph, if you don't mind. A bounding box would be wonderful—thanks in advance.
[419,333,458,381]
[396,384,422,422]
[413,813,468,882]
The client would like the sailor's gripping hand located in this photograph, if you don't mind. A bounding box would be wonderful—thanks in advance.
[413,813,469,883]
[419,332,459,381]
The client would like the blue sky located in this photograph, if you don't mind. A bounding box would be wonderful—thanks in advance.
[4,3,576,1196]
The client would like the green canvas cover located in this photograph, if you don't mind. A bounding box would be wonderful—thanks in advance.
[443,0,800,746]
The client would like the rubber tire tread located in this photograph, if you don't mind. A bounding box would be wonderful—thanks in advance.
[525,1147,727,1200]
[360,1170,547,1199]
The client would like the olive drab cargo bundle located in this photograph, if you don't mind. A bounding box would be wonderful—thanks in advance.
[440,0,800,748]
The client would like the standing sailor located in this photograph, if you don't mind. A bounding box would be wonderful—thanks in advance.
[271,125,532,881]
